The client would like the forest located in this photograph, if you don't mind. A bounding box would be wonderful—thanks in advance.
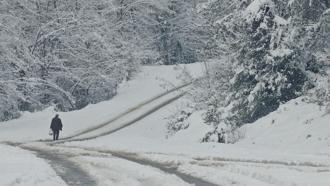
[1,0,329,135]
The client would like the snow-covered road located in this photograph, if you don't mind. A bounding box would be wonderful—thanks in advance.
[6,138,330,186]
[1,64,330,186]
[0,143,66,186]
[17,143,217,186]
[19,144,97,186]
[1,80,218,185]
[0,64,213,186]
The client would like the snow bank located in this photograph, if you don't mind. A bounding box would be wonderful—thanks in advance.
[239,97,330,154]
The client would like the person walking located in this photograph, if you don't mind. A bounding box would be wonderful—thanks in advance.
[50,114,63,141]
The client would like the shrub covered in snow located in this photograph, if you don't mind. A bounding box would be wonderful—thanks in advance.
[165,101,194,138]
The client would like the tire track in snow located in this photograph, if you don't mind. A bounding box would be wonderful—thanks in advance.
[105,150,219,186]
[4,142,96,186]
[54,145,219,186]
[41,83,191,143]
[192,156,330,168]
[62,92,186,143]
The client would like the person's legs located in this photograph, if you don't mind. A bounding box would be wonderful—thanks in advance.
[53,130,56,141]
[55,131,59,140]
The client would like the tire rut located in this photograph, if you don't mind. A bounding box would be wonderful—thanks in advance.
[55,145,219,186]
[5,143,96,186]
[41,83,191,143]
[109,151,219,186]
[62,92,186,143]
[192,156,330,168]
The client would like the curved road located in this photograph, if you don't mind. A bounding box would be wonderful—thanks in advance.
[5,83,219,186]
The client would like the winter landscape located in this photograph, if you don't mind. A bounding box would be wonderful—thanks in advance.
[1,0,330,186]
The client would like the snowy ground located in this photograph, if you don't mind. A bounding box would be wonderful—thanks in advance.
[0,64,206,186]
[0,64,203,142]
[239,97,330,154]
[1,63,330,186]
[66,95,330,186]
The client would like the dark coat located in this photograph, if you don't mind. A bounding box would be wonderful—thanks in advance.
[50,116,63,131]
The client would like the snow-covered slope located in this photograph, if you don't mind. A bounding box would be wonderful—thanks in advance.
[0,64,204,142]
[1,63,330,186]
[68,92,330,159]
[239,97,330,154]
[66,81,330,185]
[2,63,328,158]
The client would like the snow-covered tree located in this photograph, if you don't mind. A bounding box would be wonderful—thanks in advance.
[189,0,329,141]
[155,0,202,65]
